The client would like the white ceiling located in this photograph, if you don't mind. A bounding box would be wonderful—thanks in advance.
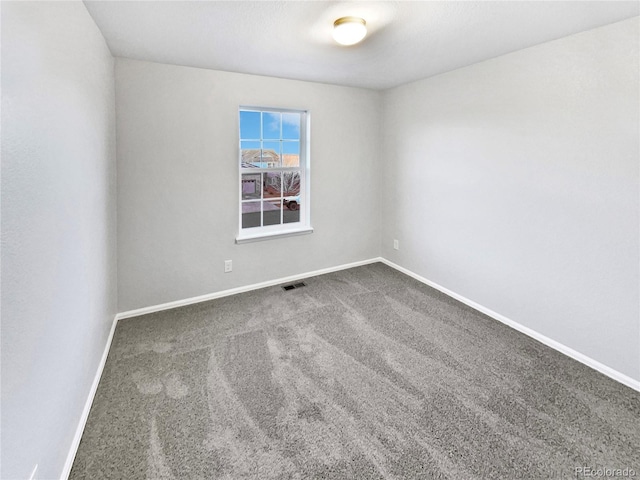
[84,1,639,90]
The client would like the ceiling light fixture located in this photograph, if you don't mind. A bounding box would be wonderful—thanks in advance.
[333,17,367,46]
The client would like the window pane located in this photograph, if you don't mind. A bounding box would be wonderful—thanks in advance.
[240,111,260,140]
[282,171,300,197]
[283,170,301,224]
[262,112,281,140]
[262,142,281,167]
[264,172,281,198]
[241,173,261,200]
[263,200,282,226]
[241,141,261,167]
[242,201,261,228]
[283,195,300,224]
[282,141,300,167]
[282,112,300,139]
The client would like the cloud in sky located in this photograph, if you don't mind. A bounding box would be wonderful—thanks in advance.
[265,112,300,138]
[282,113,300,135]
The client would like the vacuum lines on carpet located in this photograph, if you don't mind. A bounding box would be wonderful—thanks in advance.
[70,263,640,479]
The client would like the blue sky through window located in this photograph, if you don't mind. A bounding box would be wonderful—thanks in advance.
[263,112,280,139]
[282,142,299,155]
[240,110,301,143]
[240,111,260,139]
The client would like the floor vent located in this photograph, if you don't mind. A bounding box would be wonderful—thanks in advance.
[282,282,307,291]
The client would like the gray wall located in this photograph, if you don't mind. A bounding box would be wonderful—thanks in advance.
[115,58,381,312]
[1,2,117,479]
[381,18,640,381]
[2,9,636,479]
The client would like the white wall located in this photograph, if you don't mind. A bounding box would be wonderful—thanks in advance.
[1,2,117,479]
[115,58,381,312]
[381,18,640,381]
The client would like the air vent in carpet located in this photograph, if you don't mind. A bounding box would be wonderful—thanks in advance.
[282,282,306,291]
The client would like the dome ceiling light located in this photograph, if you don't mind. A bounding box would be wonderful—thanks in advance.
[332,16,367,46]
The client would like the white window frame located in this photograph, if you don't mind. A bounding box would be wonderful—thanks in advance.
[236,106,312,244]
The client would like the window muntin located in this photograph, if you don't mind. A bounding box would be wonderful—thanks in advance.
[238,108,308,239]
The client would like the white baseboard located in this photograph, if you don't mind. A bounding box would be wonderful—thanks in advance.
[380,258,640,393]
[63,258,380,478]
[62,255,638,480]
[64,256,638,479]
[61,315,119,480]
[116,255,639,392]
[116,257,382,321]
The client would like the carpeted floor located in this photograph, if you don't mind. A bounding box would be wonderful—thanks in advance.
[70,263,640,479]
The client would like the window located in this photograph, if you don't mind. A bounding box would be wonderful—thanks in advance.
[237,107,311,242]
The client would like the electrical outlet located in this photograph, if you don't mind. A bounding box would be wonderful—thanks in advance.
[224,260,232,273]
[29,465,38,480]
[393,239,399,250]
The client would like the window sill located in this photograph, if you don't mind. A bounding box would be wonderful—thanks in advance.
[235,227,314,244]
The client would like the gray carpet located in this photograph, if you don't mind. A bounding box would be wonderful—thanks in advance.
[70,263,640,479]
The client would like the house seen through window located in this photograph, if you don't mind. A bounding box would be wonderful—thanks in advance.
[238,107,310,240]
